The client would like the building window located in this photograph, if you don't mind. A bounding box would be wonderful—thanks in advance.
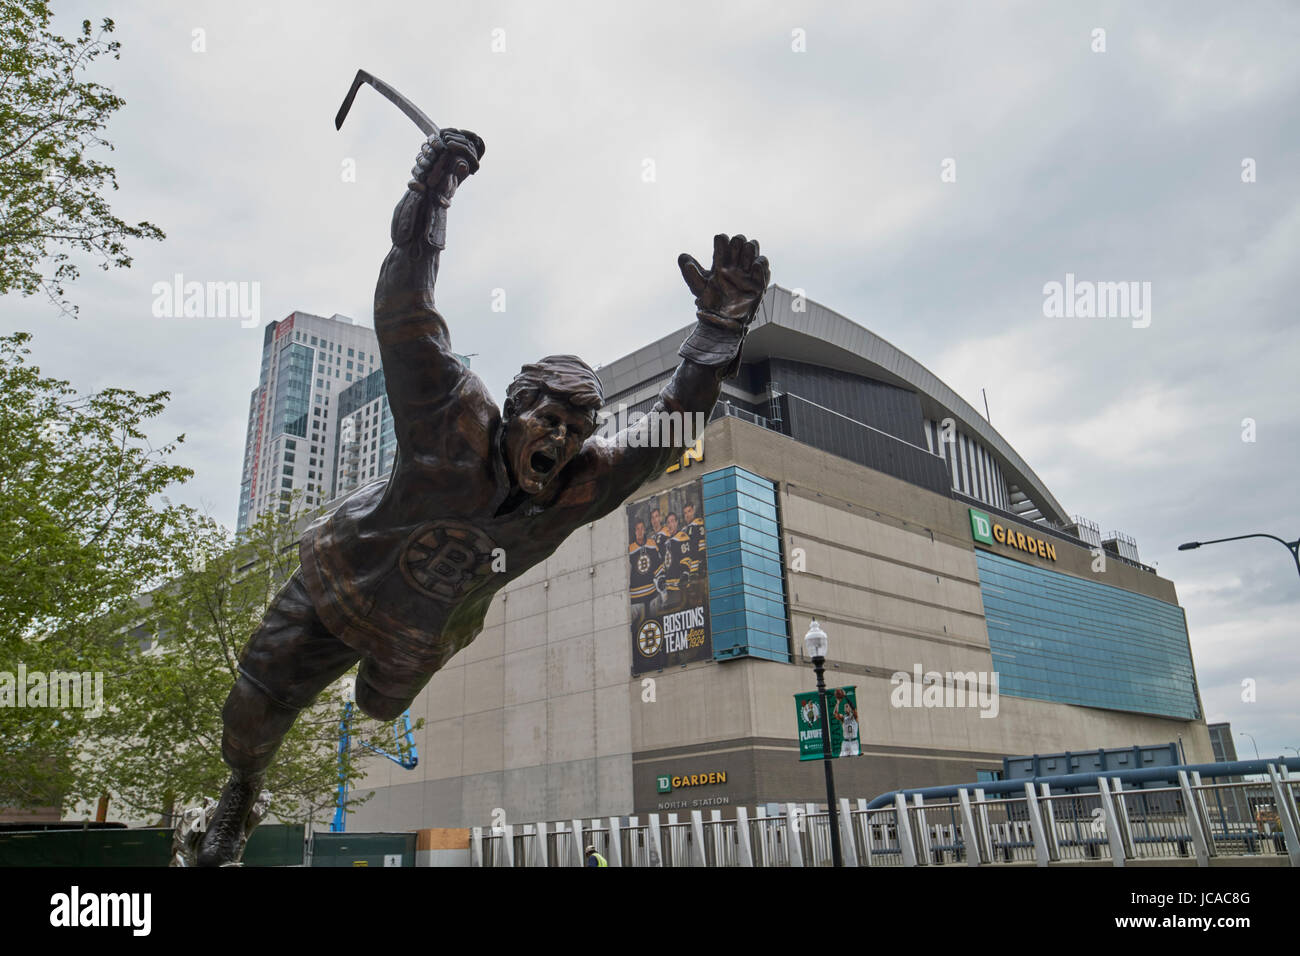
[700,466,790,664]
[975,549,1199,719]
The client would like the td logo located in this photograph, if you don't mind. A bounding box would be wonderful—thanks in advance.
[969,508,993,545]
[656,775,672,793]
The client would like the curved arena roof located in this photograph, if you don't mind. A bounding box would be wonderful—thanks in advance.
[597,285,1069,526]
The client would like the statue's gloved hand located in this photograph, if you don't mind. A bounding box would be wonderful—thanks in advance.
[407,128,485,197]
[678,234,770,332]
[395,128,485,250]
[675,234,770,376]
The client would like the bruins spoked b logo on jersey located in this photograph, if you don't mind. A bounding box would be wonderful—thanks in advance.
[625,477,713,675]
[399,520,498,602]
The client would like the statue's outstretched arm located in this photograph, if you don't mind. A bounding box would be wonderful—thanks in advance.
[372,130,485,425]
[575,235,770,512]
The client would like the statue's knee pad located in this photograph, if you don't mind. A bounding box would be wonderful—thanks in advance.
[354,657,428,721]
[354,677,411,722]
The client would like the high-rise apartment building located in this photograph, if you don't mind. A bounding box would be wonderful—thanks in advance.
[332,367,397,501]
[236,312,381,532]
[331,353,471,499]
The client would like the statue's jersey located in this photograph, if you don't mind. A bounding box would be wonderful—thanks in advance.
[298,356,681,689]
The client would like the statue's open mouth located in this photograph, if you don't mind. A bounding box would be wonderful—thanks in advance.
[530,449,557,475]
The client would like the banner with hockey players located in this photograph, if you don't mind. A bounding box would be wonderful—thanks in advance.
[626,478,712,675]
[794,686,861,760]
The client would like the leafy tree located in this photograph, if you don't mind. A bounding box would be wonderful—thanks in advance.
[0,333,400,827]
[0,330,192,809]
[84,504,408,828]
[0,1,164,314]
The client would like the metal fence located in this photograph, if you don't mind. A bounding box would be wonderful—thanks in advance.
[471,765,1299,867]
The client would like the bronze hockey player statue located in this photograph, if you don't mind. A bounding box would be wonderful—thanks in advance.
[190,121,769,865]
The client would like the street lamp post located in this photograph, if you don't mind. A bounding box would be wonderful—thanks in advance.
[1178,533,1300,579]
[1239,732,1260,760]
[803,619,843,867]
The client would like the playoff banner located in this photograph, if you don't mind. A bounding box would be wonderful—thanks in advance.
[794,686,861,760]
[626,477,712,675]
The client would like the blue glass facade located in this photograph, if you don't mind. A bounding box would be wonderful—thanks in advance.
[272,343,313,439]
[702,467,790,663]
[975,550,1199,720]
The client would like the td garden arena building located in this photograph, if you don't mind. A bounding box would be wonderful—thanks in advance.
[346,287,1210,828]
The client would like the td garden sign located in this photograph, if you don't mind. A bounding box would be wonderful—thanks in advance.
[969,508,1058,561]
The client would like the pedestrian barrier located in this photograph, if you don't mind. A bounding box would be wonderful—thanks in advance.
[470,763,1299,867]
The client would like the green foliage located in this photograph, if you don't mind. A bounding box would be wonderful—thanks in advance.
[0,1,164,313]
[86,505,411,827]
[0,335,404,826]
[0,333,191,648]
[0,330,192,808]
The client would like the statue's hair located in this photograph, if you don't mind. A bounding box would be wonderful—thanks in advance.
[504,354,603,423]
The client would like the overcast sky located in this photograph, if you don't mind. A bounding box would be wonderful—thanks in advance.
[3,1,1297,759]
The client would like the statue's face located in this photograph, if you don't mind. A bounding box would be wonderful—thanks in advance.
[504,394,595,496]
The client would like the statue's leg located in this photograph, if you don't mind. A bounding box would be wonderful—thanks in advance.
[354,654,435,722]
[196,569,359,867]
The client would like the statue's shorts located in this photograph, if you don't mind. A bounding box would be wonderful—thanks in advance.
[236,569,434,723]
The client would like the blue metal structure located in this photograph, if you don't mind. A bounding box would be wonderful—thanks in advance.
[331,702,419,832]
[865,756,1300,809]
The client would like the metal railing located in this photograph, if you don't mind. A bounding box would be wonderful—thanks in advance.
[471,764,1299,867]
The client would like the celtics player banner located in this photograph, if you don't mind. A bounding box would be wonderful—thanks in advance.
[794,686,861,760]
[626,477,711,675]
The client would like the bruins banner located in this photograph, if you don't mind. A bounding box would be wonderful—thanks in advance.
[627,478,712,675]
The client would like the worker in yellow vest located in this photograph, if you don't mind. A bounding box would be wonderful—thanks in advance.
[584,844,607,867]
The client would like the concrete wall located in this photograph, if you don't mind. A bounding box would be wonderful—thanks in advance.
[349,415,1212,830]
